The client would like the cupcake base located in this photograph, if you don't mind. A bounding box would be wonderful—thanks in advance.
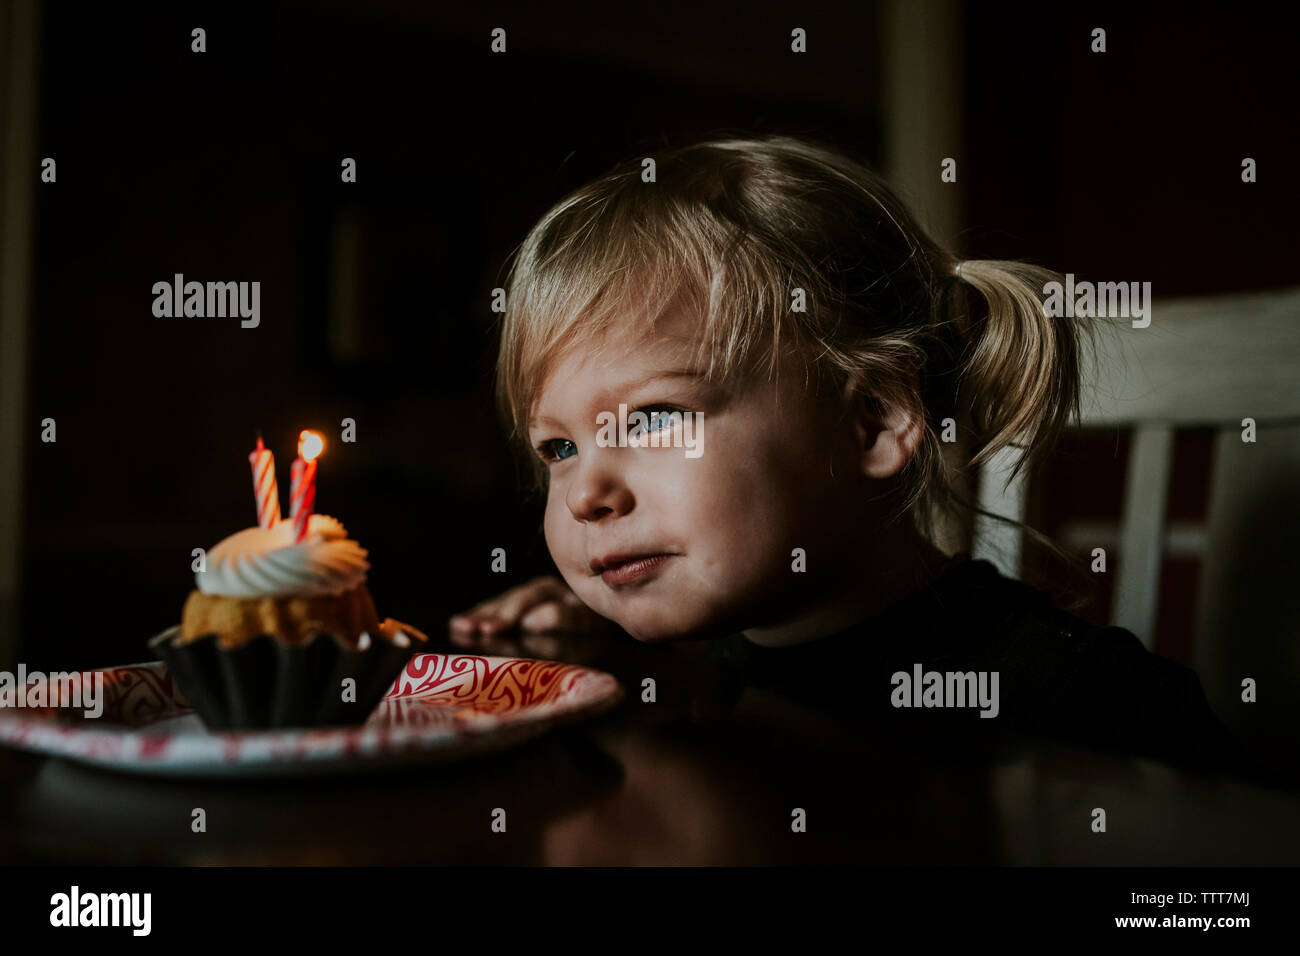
[148,619,427,730]
[179,584,381,649]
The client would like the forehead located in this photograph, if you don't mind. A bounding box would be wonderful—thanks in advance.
[533,304,704,406]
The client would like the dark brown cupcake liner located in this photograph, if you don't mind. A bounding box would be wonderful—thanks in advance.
[147,620,427,731]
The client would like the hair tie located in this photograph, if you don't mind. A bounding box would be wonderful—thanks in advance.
[954,261,965,278]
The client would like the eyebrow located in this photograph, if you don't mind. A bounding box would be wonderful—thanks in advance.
[528,368,707,429]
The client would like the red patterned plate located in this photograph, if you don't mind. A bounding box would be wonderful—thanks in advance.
[0,640,624,778]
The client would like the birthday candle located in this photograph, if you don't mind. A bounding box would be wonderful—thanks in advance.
[248,436,281,529]
[291,430,324,543]
[289,458,304,519]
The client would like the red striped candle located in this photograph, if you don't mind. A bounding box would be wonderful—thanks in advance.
[289,458,304,519]
[248,436,281,529]
[290,430,324,543]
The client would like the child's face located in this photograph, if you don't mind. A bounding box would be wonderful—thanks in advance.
[529,303,882,642]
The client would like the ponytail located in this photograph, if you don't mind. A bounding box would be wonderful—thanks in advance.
[919,257,1111,604]
[949,259,1099,486]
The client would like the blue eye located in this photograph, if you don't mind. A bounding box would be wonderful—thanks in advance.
[537,438,577,463]
[629,407,683,438]
[647,409,677,431]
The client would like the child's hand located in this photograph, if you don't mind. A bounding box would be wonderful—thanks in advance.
[448,575,612,639]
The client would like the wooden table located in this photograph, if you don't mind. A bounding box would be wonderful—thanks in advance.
[2,628,1298,865]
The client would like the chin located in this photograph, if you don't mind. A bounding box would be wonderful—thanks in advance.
[573,571,748,642]
[614,608,737,643]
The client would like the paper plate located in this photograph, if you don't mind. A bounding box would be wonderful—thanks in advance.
[0,646,624,778]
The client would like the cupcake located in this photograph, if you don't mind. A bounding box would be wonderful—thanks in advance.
[151,513,426,730]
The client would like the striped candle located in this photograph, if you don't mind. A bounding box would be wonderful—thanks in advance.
[289,457,305,519]
[290,430,324,543]
[248,436,281,529]
[291,459,316,542]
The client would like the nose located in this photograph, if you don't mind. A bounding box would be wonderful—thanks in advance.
[565,453,634,522]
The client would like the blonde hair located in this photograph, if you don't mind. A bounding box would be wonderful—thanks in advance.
[493,133,1106,555]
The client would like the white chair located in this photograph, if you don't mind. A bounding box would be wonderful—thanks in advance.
[971,286,1300,654]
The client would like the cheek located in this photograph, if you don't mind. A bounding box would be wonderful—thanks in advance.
[542,495,576,561]
[658,451,802,582]
[542,492,611,594]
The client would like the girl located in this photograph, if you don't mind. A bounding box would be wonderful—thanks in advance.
[450,134,1272,785]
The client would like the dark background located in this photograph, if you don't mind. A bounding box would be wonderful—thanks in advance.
[10,0,1299,671]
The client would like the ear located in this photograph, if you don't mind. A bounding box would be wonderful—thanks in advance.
[846,382,926,480]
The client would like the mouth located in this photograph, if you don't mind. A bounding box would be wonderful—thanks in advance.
[590,552,676,587]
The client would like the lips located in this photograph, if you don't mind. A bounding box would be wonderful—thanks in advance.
[590,552,675,586]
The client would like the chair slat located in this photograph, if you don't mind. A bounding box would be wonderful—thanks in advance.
[1113,424,1174,649]
[968,287,1300,648]
[1080,287,1300,426]
[971,444,1028,578]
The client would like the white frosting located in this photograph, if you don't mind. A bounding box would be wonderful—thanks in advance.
[196,514,370,598]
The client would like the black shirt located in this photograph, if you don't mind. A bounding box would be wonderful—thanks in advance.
[701,553,1277,787]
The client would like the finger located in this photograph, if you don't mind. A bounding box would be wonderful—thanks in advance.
[493,577,572,622]
[452,577,570,629]
[457,579,546,619]
[450,611,509,634]
[520,602,563,632]
[449,614,477,632]
[450,593,525,628]
[477,615,511,634]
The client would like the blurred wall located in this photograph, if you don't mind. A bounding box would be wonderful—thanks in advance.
[4,0,1297,680]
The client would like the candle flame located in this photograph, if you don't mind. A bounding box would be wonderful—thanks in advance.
[298,430,325,462]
